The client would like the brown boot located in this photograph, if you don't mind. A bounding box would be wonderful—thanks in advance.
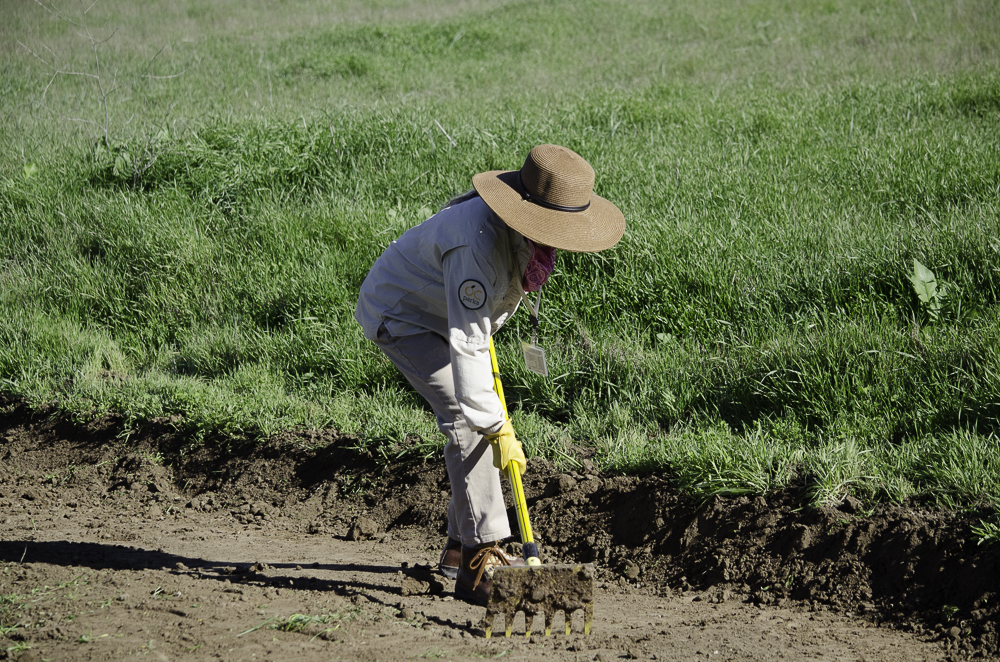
[437,537,462,580]
[454,542,525,606]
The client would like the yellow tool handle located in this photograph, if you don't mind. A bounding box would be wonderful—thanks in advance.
[489,338,541,566]
[489,337,508,419]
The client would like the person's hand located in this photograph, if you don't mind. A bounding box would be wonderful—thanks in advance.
[484,421,527,475]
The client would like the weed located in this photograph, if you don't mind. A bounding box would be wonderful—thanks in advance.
[338,473,375,498]
[272,613,329,633]
[237,607,359,639]
[972,515,1000,547]
[280,608,360,638]
[909,259,953,324]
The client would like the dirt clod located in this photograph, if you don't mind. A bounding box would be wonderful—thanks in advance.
[840,495,863,514]
[555,475,577,494]
[399,565,445,596]
[348,516,381,540]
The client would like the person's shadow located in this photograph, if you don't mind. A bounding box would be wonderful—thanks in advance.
[0,539,469,632]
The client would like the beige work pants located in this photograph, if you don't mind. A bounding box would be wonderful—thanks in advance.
[374,323,510,546]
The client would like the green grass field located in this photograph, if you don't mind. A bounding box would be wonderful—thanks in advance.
[2,0,999,508]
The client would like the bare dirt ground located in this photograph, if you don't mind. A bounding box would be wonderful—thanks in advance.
[1,398,997,661]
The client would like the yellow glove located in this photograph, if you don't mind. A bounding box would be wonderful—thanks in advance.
[484,420,527,476]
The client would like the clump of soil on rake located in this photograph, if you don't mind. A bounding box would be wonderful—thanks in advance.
[485,563,595,638]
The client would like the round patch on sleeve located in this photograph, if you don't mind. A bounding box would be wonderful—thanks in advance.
[458,279,487,310]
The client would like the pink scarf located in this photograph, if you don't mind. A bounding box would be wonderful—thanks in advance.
[522,238,556,292]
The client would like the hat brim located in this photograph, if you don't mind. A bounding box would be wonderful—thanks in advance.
[472,170,625,253]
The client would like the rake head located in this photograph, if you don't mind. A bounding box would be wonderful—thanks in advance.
[483,563,595,638]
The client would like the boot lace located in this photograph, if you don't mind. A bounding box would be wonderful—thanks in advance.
[469,544,513,588]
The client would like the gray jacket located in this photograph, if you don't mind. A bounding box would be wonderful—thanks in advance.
[355,196,529,433]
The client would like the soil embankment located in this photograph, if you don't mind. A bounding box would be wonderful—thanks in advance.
[1,398,997,660]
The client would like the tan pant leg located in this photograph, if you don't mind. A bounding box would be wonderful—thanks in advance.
[373,324,510,546]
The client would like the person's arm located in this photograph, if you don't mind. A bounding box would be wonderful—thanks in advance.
[443,247,527,473]
[442,246,507,434]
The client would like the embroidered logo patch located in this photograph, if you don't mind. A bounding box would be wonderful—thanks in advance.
[458,279,486,310]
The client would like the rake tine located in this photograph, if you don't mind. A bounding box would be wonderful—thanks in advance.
[489,607,597,637]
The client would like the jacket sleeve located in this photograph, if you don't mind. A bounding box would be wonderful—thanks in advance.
[442,245,507,434]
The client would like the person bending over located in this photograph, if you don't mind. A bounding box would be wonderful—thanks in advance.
[355,144,625,604]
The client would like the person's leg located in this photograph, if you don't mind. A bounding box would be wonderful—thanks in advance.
[373,324,510,546]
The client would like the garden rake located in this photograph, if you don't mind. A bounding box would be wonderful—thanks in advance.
[484,338,595,638]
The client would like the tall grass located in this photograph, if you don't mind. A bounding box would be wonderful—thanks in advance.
[1,0,999,507]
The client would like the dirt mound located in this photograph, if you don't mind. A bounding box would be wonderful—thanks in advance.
[1,396,997,658]
[522,472,1000,656]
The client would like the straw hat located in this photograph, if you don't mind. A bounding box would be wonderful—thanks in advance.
[472,144,625,253]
